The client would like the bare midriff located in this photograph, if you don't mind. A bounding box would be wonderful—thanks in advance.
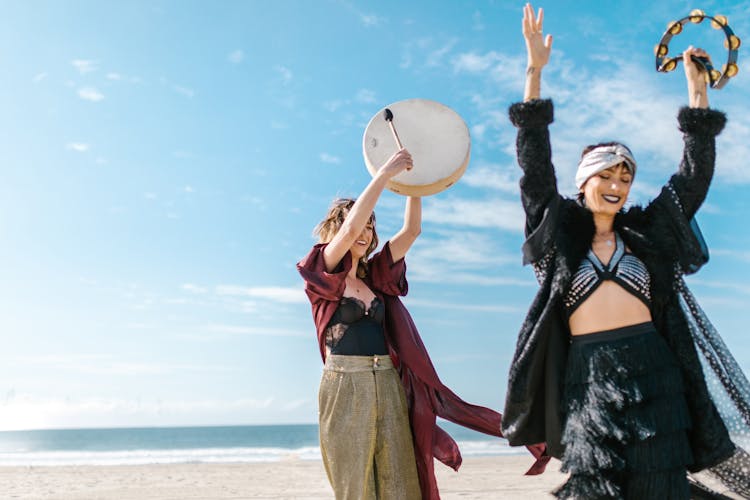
[568,281,652,336]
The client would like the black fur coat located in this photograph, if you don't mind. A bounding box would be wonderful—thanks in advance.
[501,99,735,472]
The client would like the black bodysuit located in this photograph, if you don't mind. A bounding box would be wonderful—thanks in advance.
[324,296,388,355]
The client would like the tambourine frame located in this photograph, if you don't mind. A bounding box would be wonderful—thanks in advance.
[655,11,740,89]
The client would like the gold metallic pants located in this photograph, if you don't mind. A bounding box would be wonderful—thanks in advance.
[319,354,421,500]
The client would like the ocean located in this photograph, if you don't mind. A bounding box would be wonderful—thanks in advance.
[0,422,522,466]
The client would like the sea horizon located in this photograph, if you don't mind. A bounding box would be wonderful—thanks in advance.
[0,422,523,466]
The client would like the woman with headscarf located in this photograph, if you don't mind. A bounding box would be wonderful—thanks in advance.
[502,3,750,499]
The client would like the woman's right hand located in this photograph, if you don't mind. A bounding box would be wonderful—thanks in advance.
[378,148,413,179]
[522,3,552,70]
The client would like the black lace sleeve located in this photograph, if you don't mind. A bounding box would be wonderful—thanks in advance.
[509,99,559,235]
[668,107,726,220]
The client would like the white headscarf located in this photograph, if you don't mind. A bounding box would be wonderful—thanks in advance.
[575,144,637,190]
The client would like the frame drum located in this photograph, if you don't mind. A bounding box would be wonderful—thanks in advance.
[362,99,470,196]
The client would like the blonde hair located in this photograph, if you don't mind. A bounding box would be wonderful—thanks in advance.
[313,198,378,278]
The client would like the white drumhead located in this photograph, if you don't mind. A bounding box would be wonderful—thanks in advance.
[362,99,470,196]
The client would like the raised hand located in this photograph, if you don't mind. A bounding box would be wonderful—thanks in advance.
[683,45,709,109]
[523,3,553,70]
[379,148,413,179]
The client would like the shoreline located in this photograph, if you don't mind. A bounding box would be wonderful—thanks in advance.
[0,456,566,499]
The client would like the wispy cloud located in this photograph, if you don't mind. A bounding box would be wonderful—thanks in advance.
[18,354,236,376]
[356,88,377,104]
[275,65,293,85]
[215,285,306,304]
[71,59,97,74]
[173,85,195,98]
[687,278,750,295]
[227,49,244,64]
[78,87,104,102]
[202,324,307,337]
[426,38,459,68]
[336,0,383,27]
[0,394,294,431]
[182,283,207,294]
[32,72,48,83]
[422,197,525,232]
[406,298,524,313]
[320,153,342,164]
[711,249,750,262]
[400,37,459,71]
[403,229,530,286]
[106,72,122,80]
[462,164,520,194]
[66,142,90,153]
[472,10,485,31]
[360,13,382,26]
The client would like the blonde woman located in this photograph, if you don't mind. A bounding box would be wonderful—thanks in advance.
[298,148,546,499]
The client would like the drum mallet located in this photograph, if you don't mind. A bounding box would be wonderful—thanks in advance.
[382,108,404,150]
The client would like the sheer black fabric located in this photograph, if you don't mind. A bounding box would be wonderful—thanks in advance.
[677,278,750,496]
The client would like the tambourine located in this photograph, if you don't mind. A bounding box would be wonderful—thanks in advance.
[655,9,740,89]
[362,99,470,197]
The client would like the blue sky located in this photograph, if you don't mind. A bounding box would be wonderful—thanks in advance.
[1,0,749,430]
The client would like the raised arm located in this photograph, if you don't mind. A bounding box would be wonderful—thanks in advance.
[388,196,421,262]
[323,149,412,272]
[511,4,558,236]
[662,46,726,220]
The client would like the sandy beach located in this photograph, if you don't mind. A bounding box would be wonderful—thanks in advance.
[0,456,567,499]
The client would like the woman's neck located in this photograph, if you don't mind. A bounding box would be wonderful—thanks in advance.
[347,266,359,280]
[592,213,615,237]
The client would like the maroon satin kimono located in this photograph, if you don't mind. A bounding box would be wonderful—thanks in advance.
[298,241,548,499]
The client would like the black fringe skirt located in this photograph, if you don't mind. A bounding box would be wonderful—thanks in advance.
[554,322,693,500]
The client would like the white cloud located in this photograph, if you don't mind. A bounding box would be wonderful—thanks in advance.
[462,164,520,193]
[320,153,342,164]
[228,49,244,64]
[215,285,306,304]
[426,38,459,68]
[17,355,235,376]
[422,196,525,232]
[32,72,48,83]
[405,298,524,313]
[323,100,345,112]
[687,278,750,295]
[66,142,90,153]
[401,37,456,72]
[106,72,122,80]
[173,85,195,98]
[403,229,529,286]
[71,59,97,74]
[182,283,207,294]
[360,13,382,26]
[356,88,377,104]
[0,394,286,432]
[203,324,307,337]
[184,185,195,193]
[275,65,293,85]
[472,10,485,31]
[78,87,104,102]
